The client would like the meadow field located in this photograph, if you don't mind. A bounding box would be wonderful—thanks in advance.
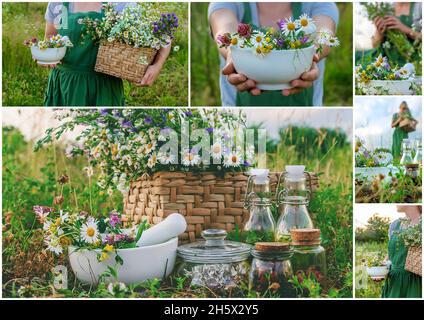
[2,2,188,106]
[2,117,353,298]
[190,2,353,106]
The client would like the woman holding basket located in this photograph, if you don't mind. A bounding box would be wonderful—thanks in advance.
[40,2,171,106]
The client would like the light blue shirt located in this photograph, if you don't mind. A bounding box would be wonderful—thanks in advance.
[208,2,339,106]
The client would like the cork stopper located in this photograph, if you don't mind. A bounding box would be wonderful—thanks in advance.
[291,229,321,246]
[254,242,291,252]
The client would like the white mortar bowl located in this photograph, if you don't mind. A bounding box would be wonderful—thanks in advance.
[363,80,413,95]
[366,266,389,279]
[68,237,178,286]
[30,46,67,65]
[230,45,315,90]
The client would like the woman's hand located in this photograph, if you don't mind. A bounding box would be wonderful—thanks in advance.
[222,52,261,95]
[373,17,387,34]
[222,53,320,96]
[282,54,320,96]
[137,63,163,87]
[383,16,411,34]
[36,61,59,68]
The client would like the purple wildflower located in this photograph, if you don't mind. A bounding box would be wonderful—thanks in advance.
[145,116,153,125]
[109,210,121,228]
[206,127,214,134]
[184,111,193,117]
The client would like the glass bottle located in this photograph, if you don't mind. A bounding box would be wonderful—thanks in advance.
[290,229,327,286]
[249,242,296,297]
[400,139,414,165]
[243,169,276,243]
[276,165,313,242]
[413,140,422,165]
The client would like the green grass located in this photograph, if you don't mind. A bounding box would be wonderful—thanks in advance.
[2,122,352,298]
[355,241,387,298]
[2,2,188,106]
[190,2,353,106]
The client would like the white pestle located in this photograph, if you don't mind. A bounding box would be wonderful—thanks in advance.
[137,213,187,247]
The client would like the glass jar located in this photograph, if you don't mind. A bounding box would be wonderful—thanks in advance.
[244,169,276,242]
[176,229,251,292]
[249,242,296,297]
[414,140,422,165]
[400,139,414,165]
[276,165,313,242]
[290,229,327,286]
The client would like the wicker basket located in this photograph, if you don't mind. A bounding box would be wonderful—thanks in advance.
[405,246,422,276]
[399,118,418,133]
[123,171,319,243]
[95,42,157,83]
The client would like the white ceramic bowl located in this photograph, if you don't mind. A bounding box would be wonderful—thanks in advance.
[30,46,67,65]
[362,80,413,95]
[355,166,397,182]
[366,266,389,279]
[68,237,178,285]
[231,45,315,90]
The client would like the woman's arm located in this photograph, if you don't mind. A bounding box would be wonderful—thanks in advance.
[392,115,402,128]
[313,15,336,60]
[36,22,58,68]
[383,16,422,40]
[138,44,171,87]
[210,8,238,60]
[371,17,386,48]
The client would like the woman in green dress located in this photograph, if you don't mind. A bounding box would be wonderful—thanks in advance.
[357,2,422,67]
[391,101,413,158]
[38,2,171,106]
[382,205,422,298]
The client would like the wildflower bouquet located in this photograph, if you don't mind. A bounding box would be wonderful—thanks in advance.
[355,137,393,168]
[356,54,415,83]
[23,34,73,50]
[365,252,387,267]
[80,3,178,50]
[217,14,339,56]
[35,109,253,193]
[396,217,422,248]
[35,205,147,264]
[361,2,421,73]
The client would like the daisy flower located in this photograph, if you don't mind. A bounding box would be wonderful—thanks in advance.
[297,14,316,34]
[147,152,158,168]
[224,151,243,168]
[396,67,411,79]
[45,236,63,255]
[80,218,100,244]
[158,152,175,165]
[210,142,223,161]
[144,141,157,154]
[373,54,388,70]
[280,17,299,37]
[182,149,201,166]
[252,31,266,48]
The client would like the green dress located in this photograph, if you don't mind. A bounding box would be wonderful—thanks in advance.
[44,2,125,106]
[382,219,422,298]
[392,113,409,158]
[236,2,313,106]
[356,3,416,67]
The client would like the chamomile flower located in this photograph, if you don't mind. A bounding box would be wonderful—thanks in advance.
[45,236,63,255]
[252,31,266,48]
[158,152,175,165]
[224,151,243,168]
[297,14,316,34]
[80,218,100,244]
[373,54,388,70]
[396,67,411,79]
[281,17,299,37]
[182,149,201,166]
[147,152,158,168]
[210,142,223,161]
[144,141,156,154]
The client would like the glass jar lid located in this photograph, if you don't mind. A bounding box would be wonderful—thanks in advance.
[291,228,321,246]
[251,242,293,260]
[177,229,252,264]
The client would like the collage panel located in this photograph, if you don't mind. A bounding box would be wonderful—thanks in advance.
[355,204,422,298]
[355,97,422,203]
[2,107,353,298]
[2,1,189,107]
[191,1,353,107]
[355,1,422,95]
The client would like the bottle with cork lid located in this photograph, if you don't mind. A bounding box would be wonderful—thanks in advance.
[248,242,296,297]
[290,228,327,286]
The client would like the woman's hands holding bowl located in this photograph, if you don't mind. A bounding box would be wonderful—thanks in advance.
[223,53,320,96]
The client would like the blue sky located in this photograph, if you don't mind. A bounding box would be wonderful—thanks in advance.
[355,97,422,150]
[244,108,353,140]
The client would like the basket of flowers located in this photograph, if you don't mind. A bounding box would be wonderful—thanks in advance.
[35,109,319,244]
[399,112,418,133]
[355,54,416,95]
[217,15,339,90]
[24,34,73,65]
[80,3,178,83]
[396,218,422,276]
